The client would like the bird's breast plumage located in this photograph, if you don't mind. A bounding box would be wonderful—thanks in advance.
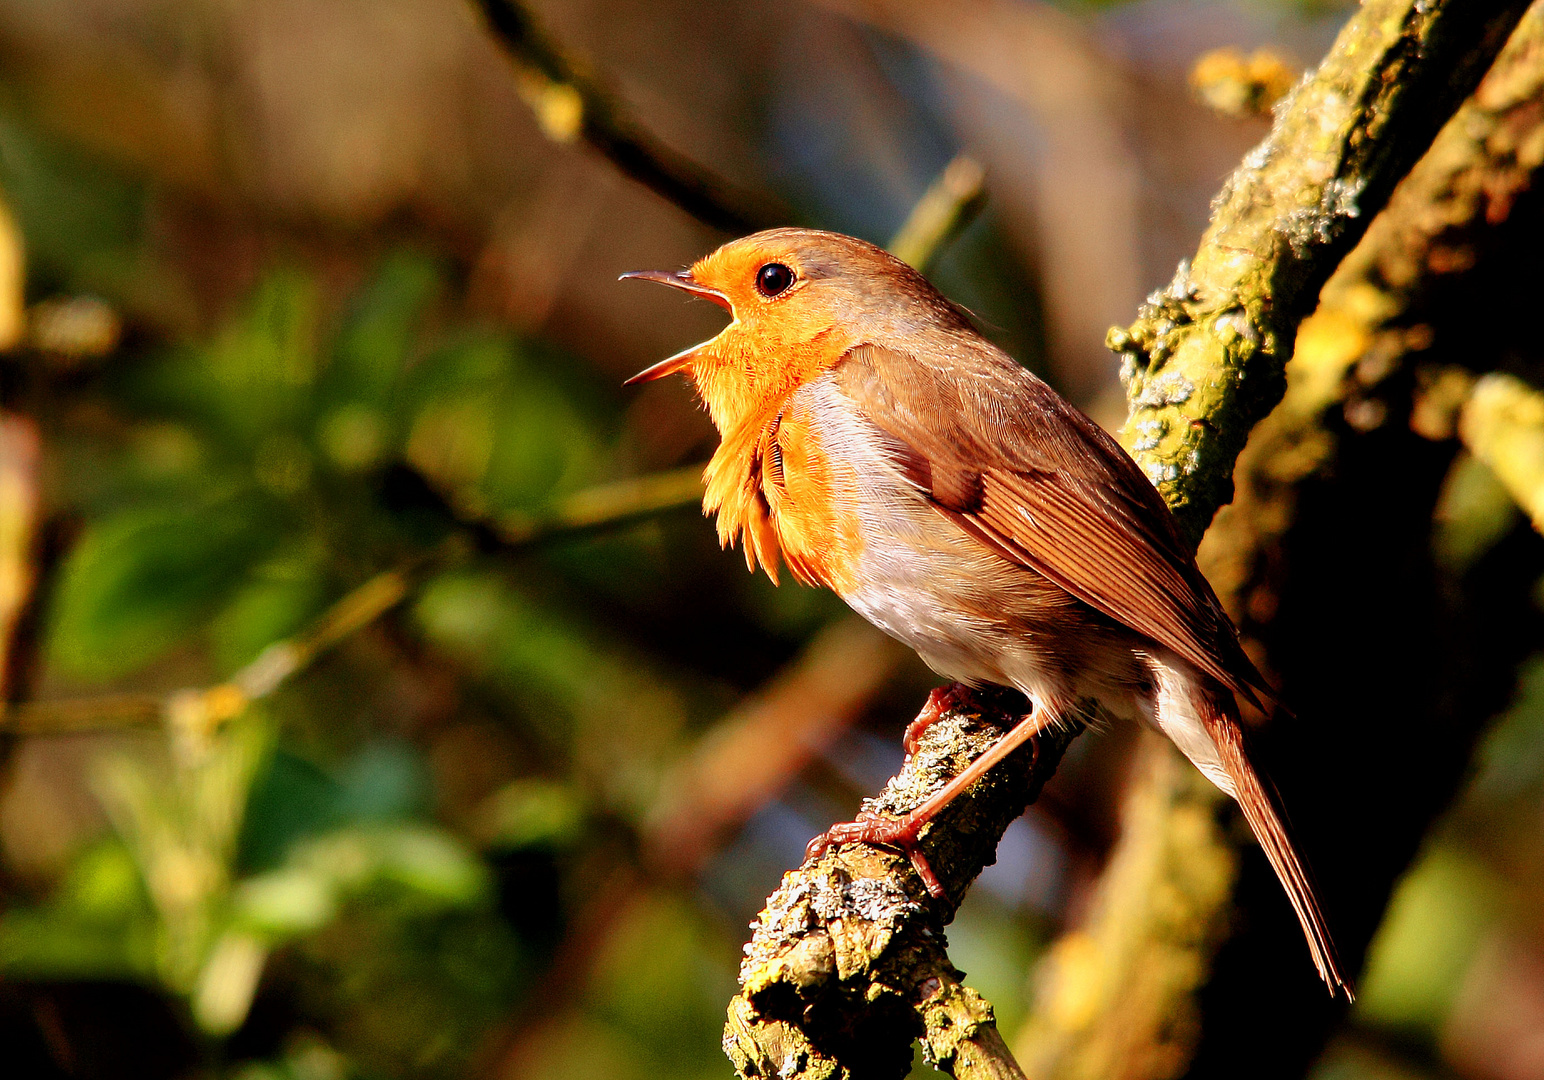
[757,372,1126,705]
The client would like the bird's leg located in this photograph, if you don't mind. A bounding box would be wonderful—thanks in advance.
[806,704,1052,899]
[903,682,978,757]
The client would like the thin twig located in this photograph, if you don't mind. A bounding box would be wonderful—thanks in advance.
[1,564,414,738]
[493,464,706,545]
[888,156,987,274]
[471,0,788,234]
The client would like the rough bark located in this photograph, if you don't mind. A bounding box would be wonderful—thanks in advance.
[1111,0,1531,547]
[725,690,1076,1080]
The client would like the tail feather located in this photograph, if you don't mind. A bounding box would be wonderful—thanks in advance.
[1199,694,1353,1000]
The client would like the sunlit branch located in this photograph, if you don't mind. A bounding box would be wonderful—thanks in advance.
[1017,8,1544,1076]
[1110,0,1533,548]
[1460,373,1544,535]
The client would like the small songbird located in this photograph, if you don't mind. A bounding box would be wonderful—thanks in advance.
[623,228,1349,997]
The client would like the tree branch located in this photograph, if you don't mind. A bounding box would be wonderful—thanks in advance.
[887,156,987,275]
[471,0,789,234]
[725,1,1534,1076]
[725,689,1077,1080]
[1110,0,1532,547]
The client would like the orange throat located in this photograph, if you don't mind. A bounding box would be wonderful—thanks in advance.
[693,353,863,594]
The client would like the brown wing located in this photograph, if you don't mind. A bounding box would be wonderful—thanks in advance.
[833,343,1270,704]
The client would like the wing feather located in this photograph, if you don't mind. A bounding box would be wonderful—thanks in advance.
[834,343,1269,703]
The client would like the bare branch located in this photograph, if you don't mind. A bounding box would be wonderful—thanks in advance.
[471,0,789,234]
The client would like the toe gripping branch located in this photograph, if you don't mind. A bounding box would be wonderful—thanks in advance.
[727,688,1083,1080]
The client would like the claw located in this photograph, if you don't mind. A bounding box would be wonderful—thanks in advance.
[804,695,1049,905]
[904,683,975,757]
[804,810,945,899]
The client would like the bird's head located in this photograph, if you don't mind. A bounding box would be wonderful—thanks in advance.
[622,227,965,432]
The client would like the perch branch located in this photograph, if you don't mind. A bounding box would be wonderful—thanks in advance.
[727,1,1533,1077]
[726,689,1077,1080]
[472,0,787,233]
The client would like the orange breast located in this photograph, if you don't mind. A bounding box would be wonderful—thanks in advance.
[758,400,864,594]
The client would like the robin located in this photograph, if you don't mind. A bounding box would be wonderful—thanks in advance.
[623,227,1349,997]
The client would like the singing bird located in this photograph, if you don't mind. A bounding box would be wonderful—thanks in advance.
[623,228,1349,997]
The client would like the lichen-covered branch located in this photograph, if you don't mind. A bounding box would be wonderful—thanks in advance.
[726,690,1078,1080]
[1110,0,1532,547]
[1202,0,1544,618]
[471,0,787,234]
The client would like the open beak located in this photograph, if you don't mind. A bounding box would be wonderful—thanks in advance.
[619,269,731,385]
[619,269,730,309]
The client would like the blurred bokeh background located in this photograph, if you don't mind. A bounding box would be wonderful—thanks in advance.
[0,1,1540,1079]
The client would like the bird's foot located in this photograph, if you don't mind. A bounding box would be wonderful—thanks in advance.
[805,810,943,899]
[903,683,977,758]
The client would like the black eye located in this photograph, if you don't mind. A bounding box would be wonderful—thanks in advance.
[756,262,795,298]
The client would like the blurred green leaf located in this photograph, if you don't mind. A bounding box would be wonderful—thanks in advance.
[0,113,147,295]
[235,868,339,938]
[335,741,433,823]
[210,548,331,673]
[1468,654,1544,803]
[404,336,605,513]
[297,825,488,907]
[1357,846,1501,1035]
[59,840,153,922]
[48,496,286,680]
[327,250,441,407]
[0,842,158,979]
[476,778,586,850]
[240,750,346,873]
[294,902,524,1080]
[131,268,321,452]
[585,892,736,1069]
[414,568,690,814]
[414,570,601,712]
[1433,451,1521,574]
